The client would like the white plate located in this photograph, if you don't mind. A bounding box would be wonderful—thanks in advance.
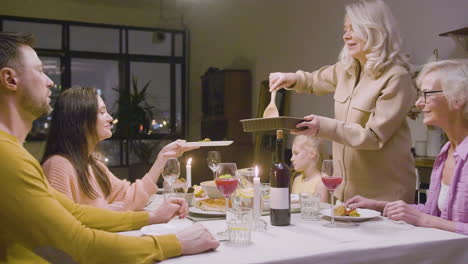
[183,141,233,147]
[140,221,192,236]
[189,206,225,216]
[320,208,381,222]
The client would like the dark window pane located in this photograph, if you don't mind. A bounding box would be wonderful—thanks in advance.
[128,30,171,56]
[29,56,62,139]
[122,29,127,53]
[70,26,119,53]
[3,20,61,50]
[176,64,183,134]
[174,33,184,57]
[130,62,171,134]
[71,58,119,115]
[97,139,121,167]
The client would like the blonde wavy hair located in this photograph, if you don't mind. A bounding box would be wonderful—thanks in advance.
[416,60,468,119]
[339,0,411,79]
[292,135,327,170]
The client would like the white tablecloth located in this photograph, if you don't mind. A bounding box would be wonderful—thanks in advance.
[120,212,468,264]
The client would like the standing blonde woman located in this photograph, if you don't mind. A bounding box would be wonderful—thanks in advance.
[269,0,416,203]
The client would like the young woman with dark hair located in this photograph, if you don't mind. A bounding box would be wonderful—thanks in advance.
[42,86,197,211]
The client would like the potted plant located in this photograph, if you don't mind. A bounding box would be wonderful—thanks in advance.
[113,76,162,170]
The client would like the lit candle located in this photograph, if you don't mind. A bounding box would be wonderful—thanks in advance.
[253,166,261,224]
[186,158,192,188]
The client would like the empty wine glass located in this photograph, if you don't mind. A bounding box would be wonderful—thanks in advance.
[215,163,239,238]
[207,151,221,179]
[321,159,343,228]
[162,158,180,198]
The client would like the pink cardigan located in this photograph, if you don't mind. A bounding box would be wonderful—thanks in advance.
[42,155,157,211]
[412,136,468,235]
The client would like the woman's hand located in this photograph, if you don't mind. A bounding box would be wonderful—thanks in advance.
[291,115,320,136]
[148,197,188,224]
[158,140,199,161]
[383,200,427,226]
[269,72,297,92]
[345,195,380,211]
[147,140,199,184]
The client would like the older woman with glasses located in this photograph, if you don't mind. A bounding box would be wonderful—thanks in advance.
[346,60,468,235]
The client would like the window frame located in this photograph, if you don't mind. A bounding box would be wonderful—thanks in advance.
[1,15,188,166]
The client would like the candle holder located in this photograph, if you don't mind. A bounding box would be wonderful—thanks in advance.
[253,166,267,231]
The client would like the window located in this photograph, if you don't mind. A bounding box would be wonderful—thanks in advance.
[70,25,120,53]
[71,58,119,114]
[1,16,187,166]
[3,20,62,49]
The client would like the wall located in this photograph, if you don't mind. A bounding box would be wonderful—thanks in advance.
[2,0,468,153]
[1,0,170,28]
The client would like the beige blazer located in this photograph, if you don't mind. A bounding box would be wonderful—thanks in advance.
[292,62,417,203]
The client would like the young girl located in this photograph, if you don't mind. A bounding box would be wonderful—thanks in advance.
[291,135,328,202]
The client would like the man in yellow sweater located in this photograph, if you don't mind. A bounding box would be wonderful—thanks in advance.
[0,32,219,263]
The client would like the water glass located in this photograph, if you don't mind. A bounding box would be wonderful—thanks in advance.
[162,158,180,199]
[207,151,221,179]
[227,207,253,246]
[299,192,321,220]
[261,183,270,212]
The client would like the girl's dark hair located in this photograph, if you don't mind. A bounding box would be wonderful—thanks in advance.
[42,87,111,199]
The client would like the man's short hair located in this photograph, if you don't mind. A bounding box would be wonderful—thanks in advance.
[0,32,36,69]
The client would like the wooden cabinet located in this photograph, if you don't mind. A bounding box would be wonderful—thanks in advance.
[196,68,254,180]
[201,68,252,143]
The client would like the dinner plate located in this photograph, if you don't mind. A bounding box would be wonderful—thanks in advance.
[320,208,381,222]
[140,221,192,236]
[182,141,233,147]
[189,206,226,216]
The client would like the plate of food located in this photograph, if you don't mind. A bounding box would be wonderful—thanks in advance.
[189,198,228,216]
[183,139,233,147]
[140,221,192,236]
[321,206,381,222]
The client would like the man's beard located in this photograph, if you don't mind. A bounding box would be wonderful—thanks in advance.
[19,93,52,119]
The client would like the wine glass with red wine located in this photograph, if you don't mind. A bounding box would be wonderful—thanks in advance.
[321,159,343,228]
[215,163,239,238]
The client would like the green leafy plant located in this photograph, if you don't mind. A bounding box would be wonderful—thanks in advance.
[114,76,161,165]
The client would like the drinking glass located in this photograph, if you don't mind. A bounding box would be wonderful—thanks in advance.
[215,163,239,238]
[227,207,253,246]
[321,159,343,227]
[207,151,221,179]
[299,192,321,221]
[162,158,180,197]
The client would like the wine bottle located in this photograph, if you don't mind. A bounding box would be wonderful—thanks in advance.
[270,130,290,226]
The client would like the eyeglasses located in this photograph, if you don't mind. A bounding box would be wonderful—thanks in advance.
[417,90,443,103]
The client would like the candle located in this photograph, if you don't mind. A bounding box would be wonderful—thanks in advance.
[253,166,261,224]
[186,158,192,188]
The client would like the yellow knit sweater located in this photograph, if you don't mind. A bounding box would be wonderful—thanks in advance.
[0,129,181,263]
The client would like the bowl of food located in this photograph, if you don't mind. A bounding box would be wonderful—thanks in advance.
[200,180,224,199]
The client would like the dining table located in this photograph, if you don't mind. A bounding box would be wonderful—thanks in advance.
[119,195,468,264]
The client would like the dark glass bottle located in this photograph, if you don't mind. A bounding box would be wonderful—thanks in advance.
[270,130,290,226]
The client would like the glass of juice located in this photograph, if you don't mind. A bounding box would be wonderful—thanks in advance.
[215,163,239,238]
[321,159,343,227]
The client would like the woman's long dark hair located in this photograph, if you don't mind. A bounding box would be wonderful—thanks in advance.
[42,87,111,199]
